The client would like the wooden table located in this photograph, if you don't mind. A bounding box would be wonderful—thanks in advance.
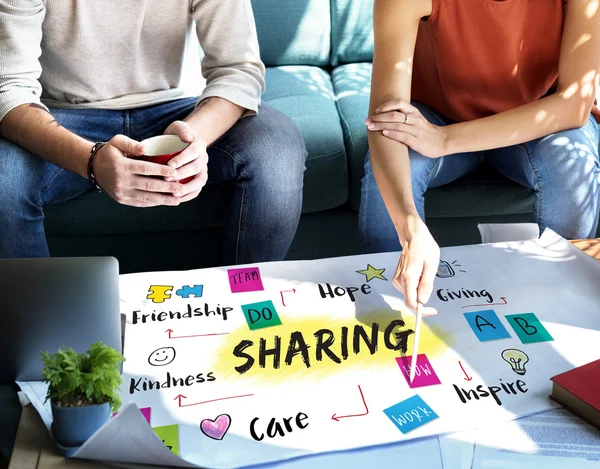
[571,238,600,261]
[7,238,600,469]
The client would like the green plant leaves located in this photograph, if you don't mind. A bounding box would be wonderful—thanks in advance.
[41,342,125,413]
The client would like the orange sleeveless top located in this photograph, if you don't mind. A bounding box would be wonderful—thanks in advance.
[412,0,598,123]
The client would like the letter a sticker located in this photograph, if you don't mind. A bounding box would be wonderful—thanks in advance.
[464,310,511,342]
[505,313,553,344]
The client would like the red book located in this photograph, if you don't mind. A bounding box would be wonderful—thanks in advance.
[550,359,600,428]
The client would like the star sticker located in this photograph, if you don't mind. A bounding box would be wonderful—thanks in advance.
[356,264,388,282]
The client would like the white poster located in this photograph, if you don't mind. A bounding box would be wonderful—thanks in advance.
[21,230,600,468]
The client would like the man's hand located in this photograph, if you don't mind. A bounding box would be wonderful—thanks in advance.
[366,99,448,159]
[393,218,440,316]
[93,135,184,207]
[164,120,209,203]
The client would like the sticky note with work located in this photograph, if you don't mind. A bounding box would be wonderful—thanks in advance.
[383,395,439,434]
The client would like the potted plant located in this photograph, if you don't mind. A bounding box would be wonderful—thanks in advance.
[41,341,125,452]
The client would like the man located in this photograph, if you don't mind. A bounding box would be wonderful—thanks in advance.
[0,1,307,265]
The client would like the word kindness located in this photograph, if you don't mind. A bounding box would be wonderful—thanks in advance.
[232,319,414,374]
[129,371,216,395]
[132,303,232,324]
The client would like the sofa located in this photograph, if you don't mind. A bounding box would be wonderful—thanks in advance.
[40,0,572,274]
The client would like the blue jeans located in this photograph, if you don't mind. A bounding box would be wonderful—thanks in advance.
[0,99,306,264]
[359,102,600,252]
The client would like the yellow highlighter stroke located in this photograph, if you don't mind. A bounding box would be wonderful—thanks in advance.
[212,309,454,383]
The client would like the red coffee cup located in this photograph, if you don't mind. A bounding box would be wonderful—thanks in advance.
[132,135,192,184]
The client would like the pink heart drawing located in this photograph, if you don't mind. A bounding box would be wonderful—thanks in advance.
[200,414,231,440]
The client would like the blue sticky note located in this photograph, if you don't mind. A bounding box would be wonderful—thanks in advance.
[464,310,511,342]
[384,395,439,434]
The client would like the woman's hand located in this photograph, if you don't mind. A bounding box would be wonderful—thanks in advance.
[393,217,440,316]
[366,99,448,159]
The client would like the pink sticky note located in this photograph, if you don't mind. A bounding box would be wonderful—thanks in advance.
[227,267,264,293]
[113,406,151,424]
[396,354,441,388]
[140,407,151,424]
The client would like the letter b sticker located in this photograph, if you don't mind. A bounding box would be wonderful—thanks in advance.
[506,313,553,344]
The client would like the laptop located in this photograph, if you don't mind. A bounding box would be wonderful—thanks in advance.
[0,257,122,384]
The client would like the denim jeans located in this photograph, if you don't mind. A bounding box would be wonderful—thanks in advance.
[359,101,600,253]
[0,99,307,264]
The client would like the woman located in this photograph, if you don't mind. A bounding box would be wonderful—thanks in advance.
[361,0,600,312]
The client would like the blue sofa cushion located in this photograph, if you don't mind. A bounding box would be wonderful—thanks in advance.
[252,0,331,66]
[332,63,371,209]
[332,63,535,217]
[44,66,348,238]
[331,0,374,66]
[263,66,348,213]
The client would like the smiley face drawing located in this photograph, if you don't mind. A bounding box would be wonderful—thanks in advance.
[148,347,176,366]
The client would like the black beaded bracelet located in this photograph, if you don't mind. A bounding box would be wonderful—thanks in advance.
[87,142,107,193]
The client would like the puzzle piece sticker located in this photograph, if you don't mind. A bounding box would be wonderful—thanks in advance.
[396,354,442,388]
[153,424,179,455]
[464,310,511,342]
[505,313,554,344]
[147,285,173,303]
[241,300,282,330]
[356,264,387,282]
[383,395,439,434]
[228,267,264,293]
[176,285,204,299]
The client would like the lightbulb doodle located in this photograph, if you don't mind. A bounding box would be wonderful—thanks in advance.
[501,349,529,376]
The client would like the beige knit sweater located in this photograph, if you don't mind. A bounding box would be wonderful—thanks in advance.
[0,0,266,122]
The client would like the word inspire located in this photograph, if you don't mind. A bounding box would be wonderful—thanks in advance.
[132,303,232,324]
[129,372,216,395]
[250,412,309,441]
[232,319,414,374]
[437,287,494,303]
[453,379,528,406]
